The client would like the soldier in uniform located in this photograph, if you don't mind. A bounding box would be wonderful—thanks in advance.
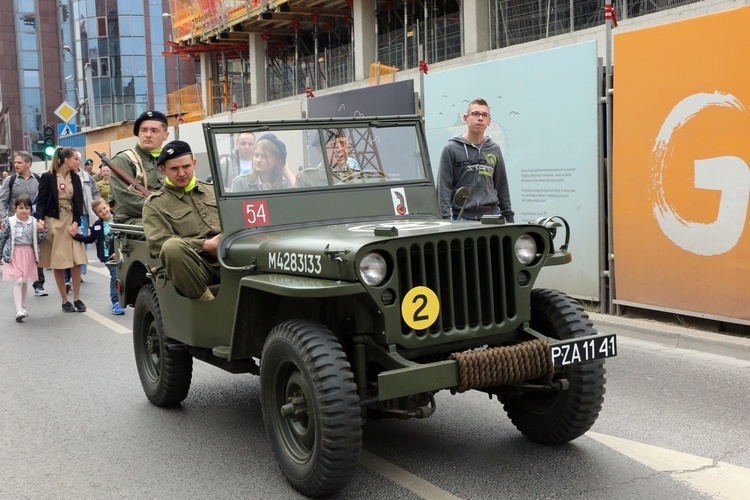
[110,110,169,225]
[142,140,221,301]
[296,129,361,188]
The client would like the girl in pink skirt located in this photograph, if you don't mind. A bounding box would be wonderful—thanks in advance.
[0,194,47,321]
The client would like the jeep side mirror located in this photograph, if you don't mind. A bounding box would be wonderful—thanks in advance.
[454,187,470,220]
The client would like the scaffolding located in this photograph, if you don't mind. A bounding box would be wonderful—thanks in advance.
[165,0,710,109]
[166,83,205,122]
[169,0,249,42]
[369,63,399,86]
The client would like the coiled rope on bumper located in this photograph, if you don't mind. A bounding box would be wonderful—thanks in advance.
[449,339,554,393]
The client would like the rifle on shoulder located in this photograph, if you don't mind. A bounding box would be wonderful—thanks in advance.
[95,150,151,197]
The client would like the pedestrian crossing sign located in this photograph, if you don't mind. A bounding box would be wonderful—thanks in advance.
[58,123,77,137]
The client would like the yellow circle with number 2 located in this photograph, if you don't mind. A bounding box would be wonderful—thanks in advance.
[401,286,440,330]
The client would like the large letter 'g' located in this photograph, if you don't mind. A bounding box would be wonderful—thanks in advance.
[651,92,750,256]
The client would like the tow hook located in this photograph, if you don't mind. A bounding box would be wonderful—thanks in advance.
[280,396,308,421]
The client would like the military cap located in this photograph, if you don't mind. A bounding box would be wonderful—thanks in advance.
[133,110,168,135]
[84,158,94,165]
[157,140,193,166]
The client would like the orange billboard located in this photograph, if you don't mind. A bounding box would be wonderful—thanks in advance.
[613,7,750,322]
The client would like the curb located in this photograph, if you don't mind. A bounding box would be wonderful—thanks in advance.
[588,312,750,362]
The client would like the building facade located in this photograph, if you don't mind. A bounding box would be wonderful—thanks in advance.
[0,0,185,165]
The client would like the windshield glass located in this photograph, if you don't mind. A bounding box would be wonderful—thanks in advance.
[210,123,429,196]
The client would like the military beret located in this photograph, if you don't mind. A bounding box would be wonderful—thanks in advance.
[157,140,193,166]
[84,158,94,165]
[258,133,287,166]
[133,110,168,135]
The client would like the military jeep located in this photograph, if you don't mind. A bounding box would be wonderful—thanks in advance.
[113,116,615,497]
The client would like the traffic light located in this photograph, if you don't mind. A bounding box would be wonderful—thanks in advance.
[42,124,56,158]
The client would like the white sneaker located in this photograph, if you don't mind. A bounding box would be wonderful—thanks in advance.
[15,310,27,322]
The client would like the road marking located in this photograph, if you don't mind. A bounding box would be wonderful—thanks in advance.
[82,309,131,334]
[359,450,461,500]
[618,337,750,369]
[85,265,110,277]
[588,432,750,499]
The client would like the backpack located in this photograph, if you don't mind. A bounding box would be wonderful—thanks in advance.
[6,172,42,212]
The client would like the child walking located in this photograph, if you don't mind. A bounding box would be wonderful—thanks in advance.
[1,194,47,321]
[69,198,124,315]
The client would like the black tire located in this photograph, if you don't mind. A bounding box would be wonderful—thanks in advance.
[501,288,606,444]
[260,320,362,497]
[133,284,192,406]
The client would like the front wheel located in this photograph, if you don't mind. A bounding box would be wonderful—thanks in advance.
[133,284,192,406]
[260,320,362,497]
[501,288,606,444]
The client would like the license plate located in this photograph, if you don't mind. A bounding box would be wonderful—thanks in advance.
[551,334,617,367]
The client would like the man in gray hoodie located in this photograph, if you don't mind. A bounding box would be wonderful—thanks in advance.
[437,98,514,222]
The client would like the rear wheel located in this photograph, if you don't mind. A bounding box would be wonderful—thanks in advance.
[260,320,361,497]
[501,288,606,444]
[133,284,192,406]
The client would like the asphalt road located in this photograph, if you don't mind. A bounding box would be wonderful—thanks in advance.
[2,257,750,499]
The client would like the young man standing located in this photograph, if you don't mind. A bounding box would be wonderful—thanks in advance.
[0,151,47,295]
[109,110,169,225]
[221,131,256,186]
[85,158,103,181]
[437,98,514,222]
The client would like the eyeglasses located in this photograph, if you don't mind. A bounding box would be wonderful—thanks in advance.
[468,111,490,118]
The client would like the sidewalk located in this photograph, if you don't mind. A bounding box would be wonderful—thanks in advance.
[589,312,750,362]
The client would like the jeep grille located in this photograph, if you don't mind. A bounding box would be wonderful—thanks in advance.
[395,235,518,335]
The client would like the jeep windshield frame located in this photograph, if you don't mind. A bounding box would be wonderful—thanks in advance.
[203,115,442,235]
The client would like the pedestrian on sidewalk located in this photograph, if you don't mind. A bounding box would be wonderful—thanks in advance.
[36,147,88,313]
[0,151,48,296]
[1,194,47,321]
[69,198,124,315]
[437,97,514,222]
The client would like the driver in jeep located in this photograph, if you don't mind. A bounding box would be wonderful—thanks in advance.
[142,140,221,302]
[109,110,169,225]
[295,129,361,187]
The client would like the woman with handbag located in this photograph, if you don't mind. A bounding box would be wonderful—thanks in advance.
[36,147,88,313]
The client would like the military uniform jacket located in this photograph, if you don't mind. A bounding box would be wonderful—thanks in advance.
[142,180,221,259]
[110,144,165,222]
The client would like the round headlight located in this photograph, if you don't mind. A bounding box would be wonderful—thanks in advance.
[360,252,388,286]
[515,234,537,265]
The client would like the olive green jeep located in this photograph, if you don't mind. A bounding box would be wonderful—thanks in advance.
[113,116,615,497]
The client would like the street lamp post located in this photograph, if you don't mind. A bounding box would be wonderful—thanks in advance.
[163,13,182,90]
[62,45,83,127]
[84,62,97,128]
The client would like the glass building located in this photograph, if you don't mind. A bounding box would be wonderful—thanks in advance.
[0,0,174,163]
[14,0,46,154]
[67,0,168,126]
